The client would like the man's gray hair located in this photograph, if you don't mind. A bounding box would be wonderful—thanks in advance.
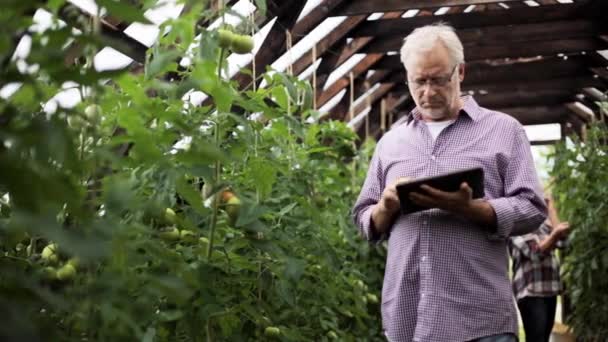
[400,23,465,70]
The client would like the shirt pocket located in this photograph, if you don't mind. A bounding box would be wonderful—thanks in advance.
[384,156,428,186]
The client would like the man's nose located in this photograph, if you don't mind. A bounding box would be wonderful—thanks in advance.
[421,83,438,97]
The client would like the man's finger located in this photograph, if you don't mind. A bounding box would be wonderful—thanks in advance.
[385,192,400,203]
[409,192,437,208]
[419,184,449,198]
[460,182,472,195]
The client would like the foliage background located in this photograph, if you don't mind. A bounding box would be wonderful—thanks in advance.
[549,119,608,342]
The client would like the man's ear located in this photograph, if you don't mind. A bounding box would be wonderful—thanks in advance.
[458,63,465,82]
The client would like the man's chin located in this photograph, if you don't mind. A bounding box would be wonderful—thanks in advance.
[420,108,447,120]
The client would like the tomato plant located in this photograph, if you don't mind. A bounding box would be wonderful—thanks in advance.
[0,1,386,341]
[549,120,608,341]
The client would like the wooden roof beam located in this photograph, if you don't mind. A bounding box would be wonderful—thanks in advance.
[370,37,608,60]
[327,82,397,122]
[489,105,572,125]
[362,19,606,53]
[348,1,593,38]
[332,0,522,16]
[474,90,575,109]
[291,0,349,45]
[317,53,384,108]
[382,54,606,86]
[324,70,391,121]
[291,11,404,81]
[373,38,608,67]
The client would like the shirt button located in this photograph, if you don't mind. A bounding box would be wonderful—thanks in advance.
[421,256,427,262]
[430,155,436,160]
[421,293,425,298]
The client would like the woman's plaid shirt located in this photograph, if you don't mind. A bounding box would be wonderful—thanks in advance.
[508,222,566,300]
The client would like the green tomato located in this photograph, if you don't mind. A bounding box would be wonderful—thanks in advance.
[84,104,102,123]
[41,243,58,263]
[67,115,86,130]
[56,264,77,281]
[366,293,379,304]
[67,257,80,269]
[199,237,210,253]
[264,326,281,337]
[327,331,338,339]
[165,208,177,224]
[180,229,197,243]
[231,34,254,54]
[218,29,236,49]
[159,227,180,241]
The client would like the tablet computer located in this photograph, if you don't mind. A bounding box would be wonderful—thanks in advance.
[395,167,485,215]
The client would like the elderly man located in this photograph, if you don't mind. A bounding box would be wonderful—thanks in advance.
[352,23,547,342]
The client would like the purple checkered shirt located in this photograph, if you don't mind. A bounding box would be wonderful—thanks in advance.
[352,96,547,342]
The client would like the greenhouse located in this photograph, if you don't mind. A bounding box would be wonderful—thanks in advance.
[1,0,607,341]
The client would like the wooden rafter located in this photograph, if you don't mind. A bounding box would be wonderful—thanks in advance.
[348,1,594,38]
[362,19,606,53]
[333,0,530,16]
[325,70,392,121]
[317,53,385,108]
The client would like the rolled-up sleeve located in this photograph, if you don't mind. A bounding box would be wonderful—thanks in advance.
[352,142,386,241]
[488,124,547,239]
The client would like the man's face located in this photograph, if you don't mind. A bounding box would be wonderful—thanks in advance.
[406,44,463,120]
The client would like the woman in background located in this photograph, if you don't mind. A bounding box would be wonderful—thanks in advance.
[509,191,570,342]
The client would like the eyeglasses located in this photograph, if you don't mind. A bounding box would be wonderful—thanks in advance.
[407,65,458,89]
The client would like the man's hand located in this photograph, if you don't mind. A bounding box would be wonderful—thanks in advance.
[371,177,411,234]
[409,182,497,228]
[409,182,473,213]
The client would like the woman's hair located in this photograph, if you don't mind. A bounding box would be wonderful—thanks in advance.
[400,22,465,70]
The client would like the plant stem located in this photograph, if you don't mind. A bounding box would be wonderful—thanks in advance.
[206,48,226,261]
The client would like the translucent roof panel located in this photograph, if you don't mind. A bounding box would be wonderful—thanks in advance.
[271,16,347,73]
[94,47,133,71]
[124,23,160,47]
[207,0,256,31]
[297,58,322,81]
[351,83,381,108]
[318,89,346,116]
[323,53,366,90]
[297,0,323,22]
[68,0,101,16]
[525,124,561,141]
[347,106,371,129]
[144,0,184,26]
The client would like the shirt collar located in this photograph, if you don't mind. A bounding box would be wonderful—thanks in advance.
[407,95,484,123]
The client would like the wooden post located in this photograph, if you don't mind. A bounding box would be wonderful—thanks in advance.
[349,72,354,121]
[365,81,371,139]
[286,30,293,76]
[250,12,256,92]
[312,44,317,110]
[380,98,386,132]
